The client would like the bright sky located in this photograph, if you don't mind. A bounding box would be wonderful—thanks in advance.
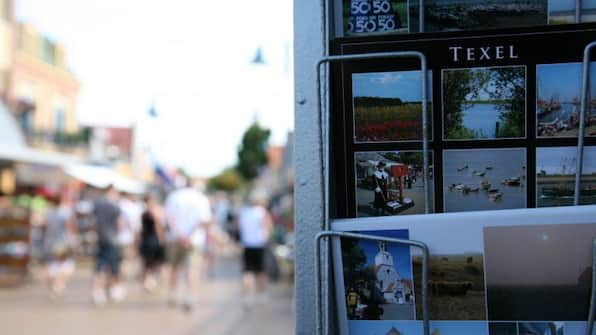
[537,146,596,174]
[15,0,294,177]
[550,0,577,12]
[550,0,596,12]
[352,70,431,102]
[537,63,596,101]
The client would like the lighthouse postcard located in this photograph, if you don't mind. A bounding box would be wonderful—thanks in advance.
[339,229,416,321]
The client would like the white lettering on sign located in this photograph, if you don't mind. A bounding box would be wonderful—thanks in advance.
[449,45,519,62]
[449,46,463,62]
[480,47,491,60]
[348,0,399,34]
[509,45,519,59]
[467,48,475,61]
[495,46,504,59]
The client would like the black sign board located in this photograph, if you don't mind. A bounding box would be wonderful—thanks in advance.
[329,24,596,218]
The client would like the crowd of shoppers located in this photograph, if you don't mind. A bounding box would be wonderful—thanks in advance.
[36,178,286,312]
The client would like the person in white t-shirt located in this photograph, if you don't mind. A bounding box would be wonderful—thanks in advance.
[164,181,212,312]
[119,194,143,243]
[237,189,273,303]
[118,193,143,281]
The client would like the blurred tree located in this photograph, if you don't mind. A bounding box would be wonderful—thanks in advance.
[489,67,525,138]
[207,168,243,192]
[443,68,489,139]
[236,121,271,181]
[342,238,367,290]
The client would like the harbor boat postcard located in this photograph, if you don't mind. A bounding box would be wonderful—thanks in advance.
[536,146,596,207]
[536,62,596,138]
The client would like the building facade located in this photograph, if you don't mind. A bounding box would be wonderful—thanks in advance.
[0,0,83,155]
[0,0,14,100]
[9,23,81,148]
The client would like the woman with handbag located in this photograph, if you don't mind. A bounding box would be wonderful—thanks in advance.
[44,192,78,299]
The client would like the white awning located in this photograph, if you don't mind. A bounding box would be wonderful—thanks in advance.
[0,144,81,167]
[64,163,146,194]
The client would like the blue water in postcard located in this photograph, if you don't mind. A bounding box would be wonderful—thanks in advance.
[461,103,502,138]
[443,149,526,212]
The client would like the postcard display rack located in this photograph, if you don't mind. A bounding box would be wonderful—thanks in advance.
[316,1,596,335]
[0,207,29,286]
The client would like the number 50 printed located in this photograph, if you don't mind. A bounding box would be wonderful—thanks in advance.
[345,0,408,36]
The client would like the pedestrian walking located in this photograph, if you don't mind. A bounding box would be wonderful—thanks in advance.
[43,191,77,299]
[118,192,143,280]
[164,179,212,312]
[92,185,125,306]
[139,193,165,292]
[237,189,273,305]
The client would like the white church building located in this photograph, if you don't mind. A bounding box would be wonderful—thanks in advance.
[374,241,409,304]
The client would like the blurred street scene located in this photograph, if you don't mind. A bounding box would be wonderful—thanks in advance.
[0,251,295,335]
[0,0,294,333]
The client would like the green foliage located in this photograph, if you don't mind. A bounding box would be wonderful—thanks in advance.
[490,67,526,138]
[51,128,90,146]
[342,238,367,289]
[444,67,525,139]
[464,264,481,275]
[354,103,420,124]
[207,168,243,192]
[236,121,271,181]
[446,126,479,140]
[393,1,408,25]
[443,69,488,139]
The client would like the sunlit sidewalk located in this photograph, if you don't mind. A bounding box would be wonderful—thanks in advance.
[0,254,295,335]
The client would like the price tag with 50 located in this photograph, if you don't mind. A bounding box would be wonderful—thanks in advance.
[351,0,392,15]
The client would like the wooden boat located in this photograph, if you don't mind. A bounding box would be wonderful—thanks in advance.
[455,184,470,192]
[501,177,522,186]
[488,189,503,201]
[464,186,480,193]
[538,117,559,127]
[537,97,562,117]
[453,183,465,191]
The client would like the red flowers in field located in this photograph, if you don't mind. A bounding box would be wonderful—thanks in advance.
[355,120,422,141]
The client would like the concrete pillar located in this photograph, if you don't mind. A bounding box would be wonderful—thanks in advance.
[294,0,325,334]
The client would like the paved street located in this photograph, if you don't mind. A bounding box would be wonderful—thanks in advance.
[0,253,295,335]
